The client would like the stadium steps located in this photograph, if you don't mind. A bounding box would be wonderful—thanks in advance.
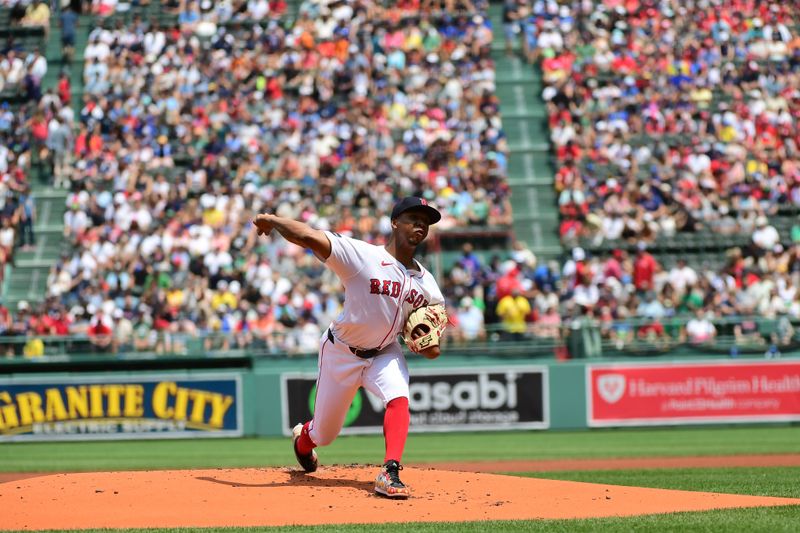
[0,8,71,308]
[3,263,50,309]
[70,16,90,110]
[489,5,561,260]
[3,189,69,309]
[286,0,302,19]
[41,9,67,90]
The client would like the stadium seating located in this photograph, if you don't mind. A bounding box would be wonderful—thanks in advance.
[1,0,531,357]
[2,1,799,361]
[0,2,57,309]
[512,0,800,355]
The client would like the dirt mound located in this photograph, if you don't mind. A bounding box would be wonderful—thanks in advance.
[2,466,799,530]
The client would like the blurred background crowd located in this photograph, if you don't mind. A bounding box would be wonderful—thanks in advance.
[1,0,799,358]
[497,0,800,356]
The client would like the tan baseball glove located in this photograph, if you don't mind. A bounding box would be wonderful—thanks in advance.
[403,304,448,353]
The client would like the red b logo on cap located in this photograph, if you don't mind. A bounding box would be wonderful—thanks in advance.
[420,199,427,205]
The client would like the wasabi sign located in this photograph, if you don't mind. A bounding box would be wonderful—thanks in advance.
[0,374,243,441]
[281,366,548,435]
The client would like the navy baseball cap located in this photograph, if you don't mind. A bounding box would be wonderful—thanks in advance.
[390,196,441,224]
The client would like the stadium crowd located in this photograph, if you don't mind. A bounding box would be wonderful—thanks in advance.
[3,0,800,358]
[443,237,800,354]
[3,0,518,356]
[493,0,800,352]
[509,0,800,246]
[1,0,56,299]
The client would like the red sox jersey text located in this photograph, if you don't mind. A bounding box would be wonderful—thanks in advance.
[369,279,429,309]
[322,231,444,350]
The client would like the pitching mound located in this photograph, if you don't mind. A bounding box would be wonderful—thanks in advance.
[2,466,799,530]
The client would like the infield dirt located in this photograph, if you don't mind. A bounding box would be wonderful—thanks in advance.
[2,461,800,530]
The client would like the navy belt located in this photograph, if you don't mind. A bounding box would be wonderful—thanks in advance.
[327,329,380,359]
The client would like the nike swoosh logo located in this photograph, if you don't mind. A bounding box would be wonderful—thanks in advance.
[381,261,393,266]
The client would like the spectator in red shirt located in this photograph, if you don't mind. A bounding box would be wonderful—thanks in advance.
[26,307,48,336]
[57,71,70,106]
[638,318,666,341]
[74,124,88,156]
[633,242,658,293]
[269,0,287,15]
[29,111,48,153]
[38,309,71,336]
[604,249,625,281]
[495,261,523,301]
[50,310,71,336]
[87,309,114,353]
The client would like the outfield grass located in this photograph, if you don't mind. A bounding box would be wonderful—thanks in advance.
[11,508,800,533]
[524,466,800,498]
[3,427,800,532]
[16,509,800,533]
[1,426,799,472]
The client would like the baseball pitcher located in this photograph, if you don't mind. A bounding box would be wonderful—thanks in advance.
[253,197,448,499]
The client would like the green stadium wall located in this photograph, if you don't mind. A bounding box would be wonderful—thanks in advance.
[2,356,799,441]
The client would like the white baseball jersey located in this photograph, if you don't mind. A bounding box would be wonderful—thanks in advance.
[305,231,443,447]
[323,231,444,350]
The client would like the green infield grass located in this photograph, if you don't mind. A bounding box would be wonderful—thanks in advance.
[1,425,799,472]
[524,466,800,498]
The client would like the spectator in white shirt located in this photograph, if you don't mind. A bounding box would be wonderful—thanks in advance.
[456,297,485,342]
[64,203,90,237]
[668,259,698,297]
[0,50,25,87]
[752,216,780,252]
[685,309,717,345]
[247,0,270,19]
[25,48,47,83]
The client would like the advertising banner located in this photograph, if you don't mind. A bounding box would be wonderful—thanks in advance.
[281,366,548,435]
[0,374,243,441]
[588,361,800,427]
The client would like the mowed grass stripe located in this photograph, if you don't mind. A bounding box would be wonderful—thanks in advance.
[2,426,800,472]
[4,508,800,533]
[520,466,800,498]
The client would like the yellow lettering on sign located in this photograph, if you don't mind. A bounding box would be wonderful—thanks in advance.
[151,382,235,428]
[152,382,176,419]
[0,391,16,430]
[16,392,45,426]
[209,394,234,429]
[66,386,89,418]
[45,388,69,421]
[88,385,105,417]
[188,390,209,424]
[104,385,126,418]
[124,385,144,417]
[174,387,190,421]
[1,403,19,430]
